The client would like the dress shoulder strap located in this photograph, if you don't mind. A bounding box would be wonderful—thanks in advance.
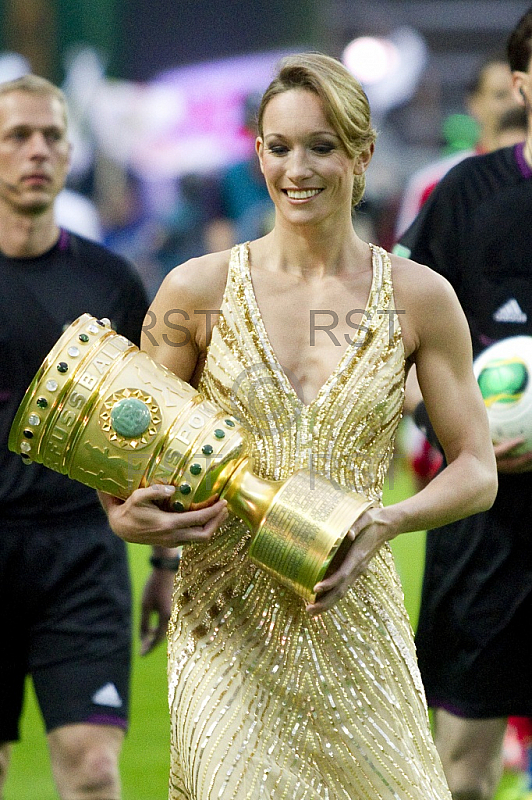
[368,243,395,312]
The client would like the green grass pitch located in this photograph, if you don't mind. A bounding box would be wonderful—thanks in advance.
[4,457,525,799]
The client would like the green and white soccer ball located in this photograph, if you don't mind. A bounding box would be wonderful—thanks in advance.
[473,336,532,452]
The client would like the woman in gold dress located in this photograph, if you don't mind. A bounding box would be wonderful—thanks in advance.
[102,54,497,799]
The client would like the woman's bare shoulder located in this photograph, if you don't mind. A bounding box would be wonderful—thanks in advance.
[389,251,457,309]
[153,249,233,312]
[389,252,466,358]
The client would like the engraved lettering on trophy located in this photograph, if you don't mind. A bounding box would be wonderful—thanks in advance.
[251,473,346,587]
[149,448,184,482]
[165,448,185,466]
[79,371,97,390]
[47,409,77,453]
[50,425,69,443]
[46,439,63,458]
[68,390,87,410]
[110,336,130,352]
[175,413,208,444]
[100,344,123,361]
[175,427,191,445]
[9,315,375,604]
[152,460,175,482]
[59,408,77,428]
[198,401,217,419]
[92,356,112,374]
[44,427,68,467]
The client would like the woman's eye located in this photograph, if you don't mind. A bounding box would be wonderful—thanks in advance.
[312,143,335,154]
[268,145,288,155]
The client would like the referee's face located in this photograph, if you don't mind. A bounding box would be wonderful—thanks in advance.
[0,90,71,216]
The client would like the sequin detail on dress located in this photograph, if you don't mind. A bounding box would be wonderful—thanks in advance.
[167,243,451,799]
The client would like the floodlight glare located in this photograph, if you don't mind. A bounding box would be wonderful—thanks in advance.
[342,36,400,84]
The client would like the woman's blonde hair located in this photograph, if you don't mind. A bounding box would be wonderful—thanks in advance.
[257,53,376,207]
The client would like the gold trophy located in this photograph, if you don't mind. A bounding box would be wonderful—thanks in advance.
[9,314,375,602]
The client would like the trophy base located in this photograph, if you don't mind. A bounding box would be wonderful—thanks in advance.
[248,470,375,603]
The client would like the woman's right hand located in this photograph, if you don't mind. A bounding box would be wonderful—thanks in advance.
[98,485,229,547]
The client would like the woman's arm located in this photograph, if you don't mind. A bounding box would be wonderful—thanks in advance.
[100,254,232,651]
[101,253,230,548]
[308,261,497,615]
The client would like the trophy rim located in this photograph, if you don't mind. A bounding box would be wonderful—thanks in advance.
[8,313,95,455]
[311,498,376,585]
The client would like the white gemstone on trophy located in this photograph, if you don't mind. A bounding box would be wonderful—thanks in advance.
[68,346,80,357]
[46,380,58,392]
[28,414,41,426]
[20,441,31,452]
[88,325,99,334]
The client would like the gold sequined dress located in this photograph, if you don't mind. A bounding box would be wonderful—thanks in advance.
[167,243,451,800]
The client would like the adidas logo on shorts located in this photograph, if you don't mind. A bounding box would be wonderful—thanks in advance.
[92,682,123,708]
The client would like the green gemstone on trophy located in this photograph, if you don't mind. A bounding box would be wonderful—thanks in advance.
[110,397,151,438]
[478,358,528,405]
[214,429,225,439]
[225,419,235,427]
[36,397,48,408]
[190,463,202,475]
[179,483,192,495]
[79,333,90,342]
[172,501,185,512]
[202,444,214,455]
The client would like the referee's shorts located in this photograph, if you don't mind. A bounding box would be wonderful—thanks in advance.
[0,509,132,742]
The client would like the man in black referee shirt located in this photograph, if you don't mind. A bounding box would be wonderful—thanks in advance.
[0,75,154,799]
[395,7,532,800]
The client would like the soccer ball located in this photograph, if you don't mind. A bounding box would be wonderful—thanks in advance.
[473,336,532,452]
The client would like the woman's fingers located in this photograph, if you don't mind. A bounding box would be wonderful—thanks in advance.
[103,483,229,547]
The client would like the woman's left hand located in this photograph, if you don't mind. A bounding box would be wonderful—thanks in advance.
[306,507,393,616]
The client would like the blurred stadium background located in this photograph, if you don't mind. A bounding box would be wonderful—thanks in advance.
[2,1,532,797]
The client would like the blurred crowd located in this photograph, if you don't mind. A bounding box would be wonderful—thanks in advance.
[1,39,525,303]
[2,21,532,799]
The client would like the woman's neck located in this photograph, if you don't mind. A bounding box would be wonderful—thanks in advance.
[258,219,368,280]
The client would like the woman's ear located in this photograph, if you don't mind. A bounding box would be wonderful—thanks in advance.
[255,137,265,173]
[353,142,375,175]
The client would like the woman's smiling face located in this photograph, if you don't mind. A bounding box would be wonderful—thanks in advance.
[256,88,366,226]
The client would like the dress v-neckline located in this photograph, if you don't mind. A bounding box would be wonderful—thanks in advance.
[238,242,382,410]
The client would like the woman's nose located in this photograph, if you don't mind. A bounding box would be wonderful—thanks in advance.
[286,148,313,181]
